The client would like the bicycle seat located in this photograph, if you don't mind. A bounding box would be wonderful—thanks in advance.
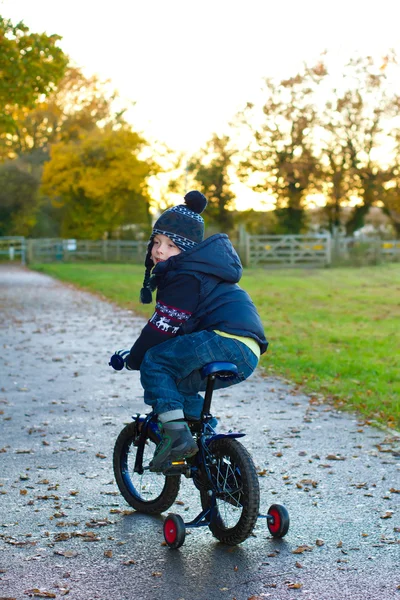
[200,362,238,379]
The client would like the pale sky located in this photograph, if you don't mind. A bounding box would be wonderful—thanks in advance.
[2,0,400,208]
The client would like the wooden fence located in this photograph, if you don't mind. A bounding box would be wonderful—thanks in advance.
[0,235,399,268]
[239,234,331,267]
[25,238,148,264]
[0,236,26,264]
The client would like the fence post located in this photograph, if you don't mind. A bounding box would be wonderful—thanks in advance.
[326,234,332,266]
[238,225,249,267]
[102,239,108,262]
[26,239,33,264]
[244,231,251,267]
[290,237,295,266]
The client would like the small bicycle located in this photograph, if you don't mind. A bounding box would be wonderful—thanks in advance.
[111,359,290,548]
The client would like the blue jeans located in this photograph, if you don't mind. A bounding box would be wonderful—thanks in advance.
[140,330,259,418]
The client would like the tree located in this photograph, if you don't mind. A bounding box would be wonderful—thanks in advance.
[317,90,360,232]
[1,66,120,162]
[0,162,39,235]
[237,64,326,233]
[380,127,400,236]
[187,134,236,232]
[326,55,398,235]
[0,16,68,134]
[41,127,158,239]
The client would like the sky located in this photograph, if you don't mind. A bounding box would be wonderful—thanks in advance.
[2,0,400,208]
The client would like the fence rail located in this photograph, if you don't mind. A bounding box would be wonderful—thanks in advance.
[26,238,148,264]
[242,234,331,267]
[0,236,26,264]
[0,235,399,268]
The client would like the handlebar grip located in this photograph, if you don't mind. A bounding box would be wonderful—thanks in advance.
[109,354,125,371]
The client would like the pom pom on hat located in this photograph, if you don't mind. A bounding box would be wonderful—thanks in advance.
[184,190,207,214]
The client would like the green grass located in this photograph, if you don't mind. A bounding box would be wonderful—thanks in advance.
[32,262,400,428]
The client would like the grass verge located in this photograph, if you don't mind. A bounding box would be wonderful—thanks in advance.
[32,262,400,428]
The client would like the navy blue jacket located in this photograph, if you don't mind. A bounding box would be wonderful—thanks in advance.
[127,234,268,370]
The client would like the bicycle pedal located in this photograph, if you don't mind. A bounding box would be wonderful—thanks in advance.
[163,462,190,476]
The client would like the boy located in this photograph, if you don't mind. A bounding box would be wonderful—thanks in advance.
[113,190,268,472]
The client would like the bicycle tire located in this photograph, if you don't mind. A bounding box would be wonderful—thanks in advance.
[113,421,181,514]
[199,437,260,545]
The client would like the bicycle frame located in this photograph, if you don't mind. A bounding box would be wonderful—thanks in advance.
[131,411,245,476]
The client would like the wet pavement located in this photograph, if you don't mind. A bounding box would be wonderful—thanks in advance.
[0,264,399,600]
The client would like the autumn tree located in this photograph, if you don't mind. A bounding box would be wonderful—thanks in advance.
[0,162,39,235]
[380,126,400,236]
[41,127,158,239]
[1,66,120,163]
[317,89,360,232]
[187,134,236,232]
[236,64,325,234]
[0,16,68,135]
[321,54,398,235]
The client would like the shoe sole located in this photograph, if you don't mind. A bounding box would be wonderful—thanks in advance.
[150,446,199,473]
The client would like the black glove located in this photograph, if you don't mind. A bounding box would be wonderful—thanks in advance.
[109,349,134,371]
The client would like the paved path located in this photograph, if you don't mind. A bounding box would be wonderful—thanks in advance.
[0,265,399,600]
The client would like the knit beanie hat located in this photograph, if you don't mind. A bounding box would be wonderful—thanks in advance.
[140,190,207,303]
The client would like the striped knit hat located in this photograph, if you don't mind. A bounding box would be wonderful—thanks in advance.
[140,190,207,303]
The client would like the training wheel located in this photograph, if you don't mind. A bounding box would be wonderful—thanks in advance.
[267,504,290,538]
[163,513,186,549]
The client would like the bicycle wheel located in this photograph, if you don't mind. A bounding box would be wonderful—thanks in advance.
[113,421,181,514]
[199,437,260,545]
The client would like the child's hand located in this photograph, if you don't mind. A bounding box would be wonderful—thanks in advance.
[109,349,133,371]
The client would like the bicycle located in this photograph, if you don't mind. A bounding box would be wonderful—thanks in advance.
[111,357,290,548]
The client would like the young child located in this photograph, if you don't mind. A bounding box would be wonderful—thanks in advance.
[113,190,268,472]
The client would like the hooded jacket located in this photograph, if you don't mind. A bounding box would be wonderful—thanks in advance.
[127,234,268,370]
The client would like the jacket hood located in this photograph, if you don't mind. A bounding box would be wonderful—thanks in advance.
[153,234,242,283]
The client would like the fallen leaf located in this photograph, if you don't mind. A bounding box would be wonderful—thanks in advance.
[380,511,393,519]
[292,544,313,554]
[53,550,78,558]
[287,582,303,589]
[85,519,112,528]
[104,550,113,558]
[54,533,71,542]
[24,590,56,598]
[299,479,318,488]
[326,454,346,461]
[316,538,325,546]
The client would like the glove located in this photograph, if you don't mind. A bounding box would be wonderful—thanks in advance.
[109,349,134,371]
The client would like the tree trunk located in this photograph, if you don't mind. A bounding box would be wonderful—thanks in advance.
[345,203,371,235]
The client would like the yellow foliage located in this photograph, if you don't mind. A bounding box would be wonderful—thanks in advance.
[41,127,159,238]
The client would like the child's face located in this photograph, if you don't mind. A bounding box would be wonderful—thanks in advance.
[151,234,181,264]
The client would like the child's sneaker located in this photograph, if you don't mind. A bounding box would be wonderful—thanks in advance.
[150,420,198,472]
